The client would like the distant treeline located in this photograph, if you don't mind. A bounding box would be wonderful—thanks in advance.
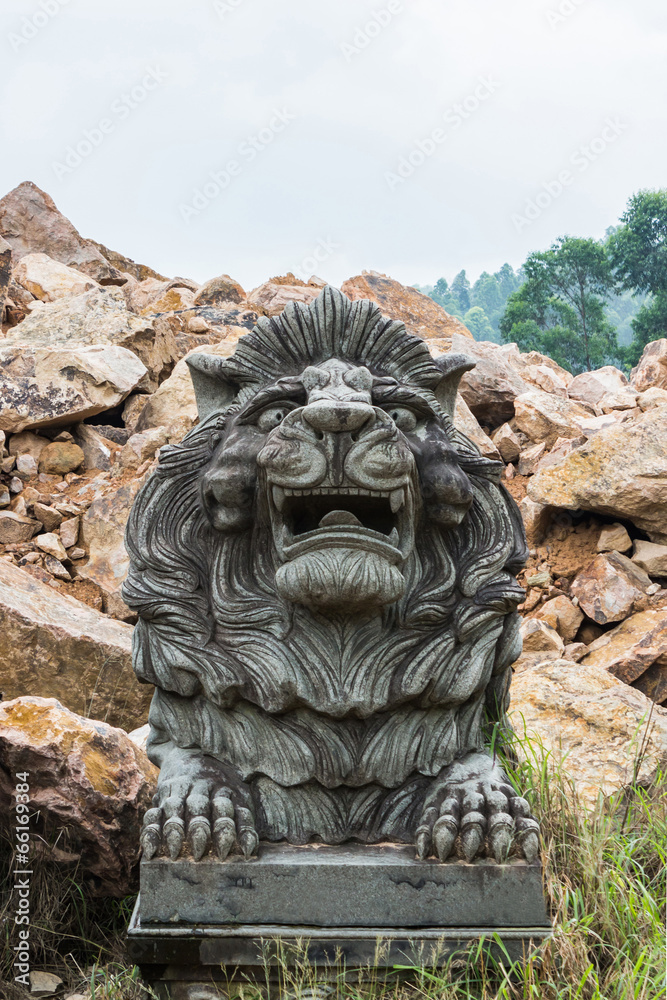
[417,189,666,374]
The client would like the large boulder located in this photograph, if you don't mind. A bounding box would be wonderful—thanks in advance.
[0,233,11,319]
[341,272,473,348]
[567,366,629,407]
[453,396,501,460]
[78,477,146,610]
[528,405,667,544]
[445,336,529,427]
[569,552,652,624]
[0,344,147,433]
[632,540,667,577]
[0,560,147,730]
[193,273,245,307]
[13,252,98,302]
[0,181,125,285]
[0,697,157,895]
[514,389,592,448]
[247,275,321,317]
[2,286,179,387]
[631,339,667,392]
[581,607,667,691]
[509,658,667,806]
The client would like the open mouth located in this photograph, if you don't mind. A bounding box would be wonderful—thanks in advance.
[270,485,412,561]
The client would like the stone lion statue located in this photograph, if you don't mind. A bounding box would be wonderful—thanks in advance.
[124,286,539,866]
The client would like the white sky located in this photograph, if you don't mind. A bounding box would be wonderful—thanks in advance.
[1,0,666,291]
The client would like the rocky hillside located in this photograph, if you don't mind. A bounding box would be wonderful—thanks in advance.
[1,181,666,888]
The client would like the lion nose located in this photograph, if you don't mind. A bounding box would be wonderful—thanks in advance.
[302,400,374,433]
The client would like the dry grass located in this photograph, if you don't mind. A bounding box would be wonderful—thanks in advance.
[1,734,665,1000]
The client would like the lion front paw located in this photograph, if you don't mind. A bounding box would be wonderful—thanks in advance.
[140,752,258,862]
[414,757,540,865]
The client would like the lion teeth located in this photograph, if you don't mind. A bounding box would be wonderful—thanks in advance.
[389,528,400,546]
[272,486,286,511]
[390,489,405,514]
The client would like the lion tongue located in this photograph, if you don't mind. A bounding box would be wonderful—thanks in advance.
[318,510,363,528]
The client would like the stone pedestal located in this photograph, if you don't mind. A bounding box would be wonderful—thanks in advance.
[128,844,551,994]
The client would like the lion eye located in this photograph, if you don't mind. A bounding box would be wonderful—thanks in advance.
[257,405,291,432]
[387,406,418,432]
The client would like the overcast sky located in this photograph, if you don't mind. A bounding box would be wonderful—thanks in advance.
[1,0,665,291]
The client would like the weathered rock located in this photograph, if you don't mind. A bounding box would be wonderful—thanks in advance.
[139,285,195,315]
[0,561,146,728]
[42,554,71,580]
[597,522,632,554]
[570,552,651,624]
[2,286,178,387]
[528,405,667,544]
[13,252,98,302]
[599,389,638,413]
[531,595,584,642]
[122,392,150,433]
[514,389,592,448]
[506,348,573,386]
[73,423,120,471]
[534,435,586,474]
[341,272,473,348]
[509,658,667,806]
[136,340,238,440]
[35,531,68,561]
[78,478,146,601]
[521,363,570,397]
[32,502,62,532]
[563,642,587,662]
[453,396,501,461]
[491,422,521,463]
[518,442,546,476]
[87,239,168,283]
[568,366,629,407]
[638,386,667,410]
[632,540,667,577]
[0,181,125,285]
[0,234,11,320]
[28,971,62,995]
[0,696,157,895]
[445,335,528,426]
[119,427,169,469]
[60,516,79,549]
[8,430,50,459]
[520,496,553,547]
[38,441,84,475]
[16,453,38,477]
[520,617,565,652]
[0,344,147,433]
[0,510,40,543]
[247,276,321,317]
[193,273,245,307]
[631,338,667,392]
[634,662,667,705]
[581,608,667,687]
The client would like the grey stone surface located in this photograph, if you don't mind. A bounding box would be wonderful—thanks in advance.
[125,286,539,886]
[139,843,549,927]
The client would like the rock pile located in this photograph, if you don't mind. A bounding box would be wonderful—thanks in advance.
[0,179,666,838]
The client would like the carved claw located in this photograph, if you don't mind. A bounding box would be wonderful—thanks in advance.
[141,808,162,860]
[164,817,185,860]
[415,829,431,860]
[432,816,457,861]
[188,818,211,861]
[488,820,513,863]
[460,812,485,861]
[213,816,236,860]
[239,828,259,860]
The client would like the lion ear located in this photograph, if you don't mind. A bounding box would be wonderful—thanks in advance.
[185,354,239,421]
[432,353,476,419]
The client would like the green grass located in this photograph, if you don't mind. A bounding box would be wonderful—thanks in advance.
[1,733,665,1000]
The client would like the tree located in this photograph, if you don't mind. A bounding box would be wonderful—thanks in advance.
[500,236,619,373]
[608,189,667,364]
[450,270,471,313]
[463,306,495,341]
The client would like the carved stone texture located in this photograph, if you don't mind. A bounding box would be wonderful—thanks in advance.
[124,287,536,868]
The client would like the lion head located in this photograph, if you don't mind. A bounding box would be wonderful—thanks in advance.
[123,287,526,729]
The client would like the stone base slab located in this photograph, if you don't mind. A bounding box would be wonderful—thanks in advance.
[139,843,550,928]
[128,899,552,995]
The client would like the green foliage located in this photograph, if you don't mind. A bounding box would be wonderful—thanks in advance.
[429,265,523,342]
[609,189,667,365]
[500,237,620,374]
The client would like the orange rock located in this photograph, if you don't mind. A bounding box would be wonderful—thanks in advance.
[0,696,157,895]
[570,552,651,625]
